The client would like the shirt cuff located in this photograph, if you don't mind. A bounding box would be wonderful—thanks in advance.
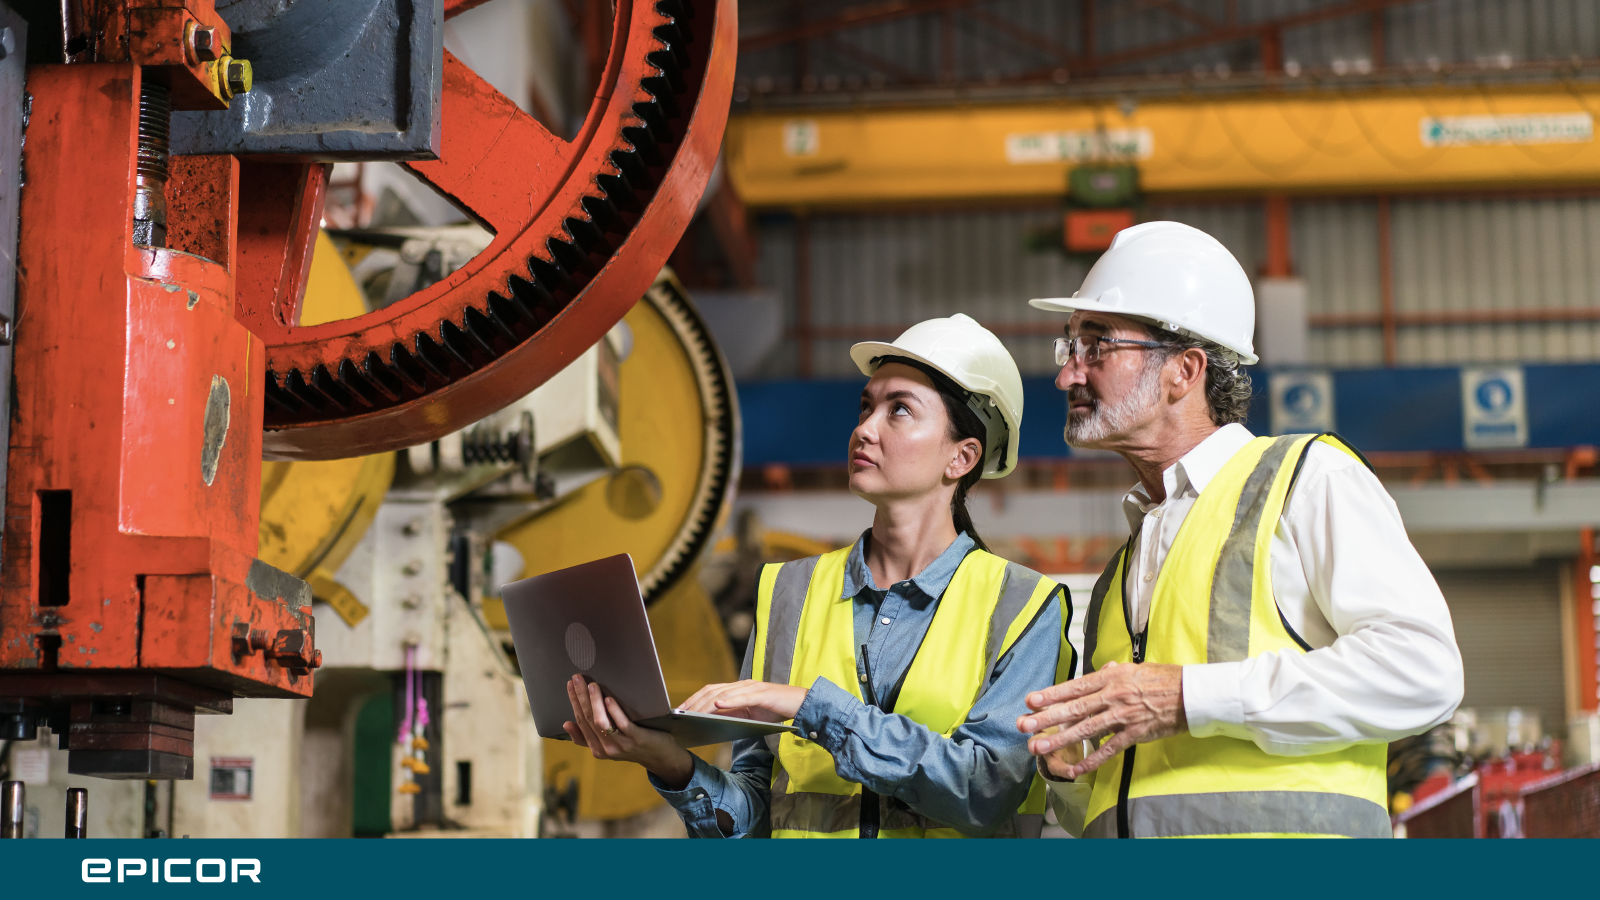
[792,676,864,752]
[1182,661,1245,739]
[1044,780,1092,839]
[648,756,734,838]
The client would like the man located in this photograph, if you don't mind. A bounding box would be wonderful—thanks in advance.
[1017,221,1463,838]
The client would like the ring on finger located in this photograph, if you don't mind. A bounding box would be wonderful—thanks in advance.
[602,726,619,736]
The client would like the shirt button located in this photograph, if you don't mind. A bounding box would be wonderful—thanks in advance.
[881,617,891,625]
[808,731,819,740]
[1153,509,1163,518]
[695,792,706,800]
[858,672,867,682]
[1142,573,1153,582]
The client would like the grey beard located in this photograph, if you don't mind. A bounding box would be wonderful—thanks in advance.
[1064,358,1166,446]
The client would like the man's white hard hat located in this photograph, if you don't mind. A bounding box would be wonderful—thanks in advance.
[849,314,1024,479]
[1028,221,1259,365]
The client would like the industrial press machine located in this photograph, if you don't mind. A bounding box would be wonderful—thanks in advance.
[0,0,735,800]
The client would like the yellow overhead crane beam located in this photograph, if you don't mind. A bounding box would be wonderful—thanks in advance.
[726,86,1600,207]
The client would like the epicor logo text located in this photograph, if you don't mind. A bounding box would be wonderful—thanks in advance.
[81,859,261,884]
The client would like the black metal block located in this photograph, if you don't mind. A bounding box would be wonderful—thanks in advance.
[172,0,443,161]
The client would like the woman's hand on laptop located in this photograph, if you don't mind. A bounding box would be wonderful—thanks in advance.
[677,679,808,723]
[564,675,695,790]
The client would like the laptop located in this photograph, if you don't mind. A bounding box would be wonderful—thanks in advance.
[502,553,800,748]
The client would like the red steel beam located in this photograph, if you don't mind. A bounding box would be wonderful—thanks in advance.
[1264,194,1292,277]
[1580,529,1599,713]
[1377,194,1398,365]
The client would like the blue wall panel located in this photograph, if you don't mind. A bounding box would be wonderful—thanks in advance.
[738,364,1600,467]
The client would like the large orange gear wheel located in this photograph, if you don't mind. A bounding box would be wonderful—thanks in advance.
[254,0,736,460]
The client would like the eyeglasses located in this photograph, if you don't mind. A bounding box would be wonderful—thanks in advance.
[1054,335,1167,366]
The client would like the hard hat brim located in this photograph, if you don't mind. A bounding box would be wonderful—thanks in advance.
[848,341,1020,479]
[1027,297,1260,365]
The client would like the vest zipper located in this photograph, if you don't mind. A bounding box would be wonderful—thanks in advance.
[1115,628,1146,839]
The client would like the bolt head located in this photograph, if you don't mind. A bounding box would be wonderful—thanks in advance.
[191,26,220,62]
[224,57,253,97]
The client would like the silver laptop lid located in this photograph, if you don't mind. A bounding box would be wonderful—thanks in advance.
[501,554,674,739]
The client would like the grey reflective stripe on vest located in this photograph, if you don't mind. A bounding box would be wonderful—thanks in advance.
[769,769,976,836]
[982,563,1046,676]
[1205,435,1300,664]
[763,556,819,685]
[1082,543,1126,676]
[1082,790,1392,838]
[762,556,818,755]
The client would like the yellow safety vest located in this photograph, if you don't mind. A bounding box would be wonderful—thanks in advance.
[1081,433,1391,839]
[752,546,1069,838]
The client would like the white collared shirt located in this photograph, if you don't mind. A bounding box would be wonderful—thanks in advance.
[1047,424,1463,835]
[1126,423,1463,751]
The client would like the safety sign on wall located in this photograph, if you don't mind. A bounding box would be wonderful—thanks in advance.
[1269,370,1335,436]
[1461,366,1528,449]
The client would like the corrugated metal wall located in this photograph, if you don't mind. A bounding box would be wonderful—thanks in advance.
[1434,565,1569,740]
[752,196,1600,378]
[736,0,1600,90]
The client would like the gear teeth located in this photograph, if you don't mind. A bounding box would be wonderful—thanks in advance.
[546,236,594,279]
[389,344,429,391]
[361,351,405,401]
[630,101,673,147]
[565,215,612,256]
[460,307,504,356]
[645,51,685,95]
[310,364,356,412]
[336,359,381,408]
[652,24,691,68]
[581,195,626,235]
[478,296,522,341]
[264,370,303,413]
[612,141,659,184]
[265,0,713,431]
[597,171,644,213]
[438,320,481,369]
[527,255,571,295]
[413,333,454,381]
[283,369,327,413]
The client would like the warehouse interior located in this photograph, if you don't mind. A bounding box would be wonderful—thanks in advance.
[0,0,1596,840]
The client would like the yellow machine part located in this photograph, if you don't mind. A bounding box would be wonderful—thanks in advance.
[498,284,739,822]
[499,291,722,590]
[540,571,737,822]
[258,231,395,625]
[727,86,1600,205]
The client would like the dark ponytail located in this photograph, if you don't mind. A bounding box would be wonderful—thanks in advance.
[886,359,992,553]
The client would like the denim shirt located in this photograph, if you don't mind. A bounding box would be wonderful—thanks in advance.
[650,530,1070,838]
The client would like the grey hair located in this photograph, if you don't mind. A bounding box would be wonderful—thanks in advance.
[1144,326,1254,425]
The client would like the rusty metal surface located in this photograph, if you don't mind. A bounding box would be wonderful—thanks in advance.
[0,64,318,720]
[0,4,23,580]
[259,0,738,459]
[1394,772,1481,838]
[1520,763,1600,839]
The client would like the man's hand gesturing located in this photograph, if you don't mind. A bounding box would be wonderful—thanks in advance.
[1016,661,1187,779]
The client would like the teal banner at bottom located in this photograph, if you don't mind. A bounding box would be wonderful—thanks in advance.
[0,838,1593,898]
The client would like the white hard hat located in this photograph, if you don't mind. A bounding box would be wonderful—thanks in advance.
[1028,221,1258,365]
[849,314,1023,479]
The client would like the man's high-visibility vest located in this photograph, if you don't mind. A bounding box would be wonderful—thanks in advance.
[1081,433,1391,838]
[752,546,1069,838]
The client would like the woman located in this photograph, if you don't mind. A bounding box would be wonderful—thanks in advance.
[564,314,1073,838]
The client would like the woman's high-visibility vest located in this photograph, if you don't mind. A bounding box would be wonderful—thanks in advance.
[1082,433,1391,838]
[752,546,1069,838]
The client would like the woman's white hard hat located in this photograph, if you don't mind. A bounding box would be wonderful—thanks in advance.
[1028,221,1259,365]
[849,313,1024,479]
